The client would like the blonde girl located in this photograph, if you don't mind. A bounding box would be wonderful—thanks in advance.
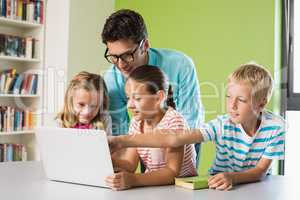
[56,71,111,134]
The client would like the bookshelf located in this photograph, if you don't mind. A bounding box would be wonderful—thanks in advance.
[0,130,34,135]
[0,16,42,28]
[0,0,45,163]
[0,55,40,62]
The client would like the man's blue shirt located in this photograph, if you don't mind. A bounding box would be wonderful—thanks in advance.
[104,48,205,135]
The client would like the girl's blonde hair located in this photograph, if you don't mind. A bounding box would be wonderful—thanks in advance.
[56,71,109,130]
[228,63,273,103]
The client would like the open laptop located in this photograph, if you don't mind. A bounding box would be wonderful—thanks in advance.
[35,127,114,188]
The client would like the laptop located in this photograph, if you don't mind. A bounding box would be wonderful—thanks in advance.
[35,127,114,188]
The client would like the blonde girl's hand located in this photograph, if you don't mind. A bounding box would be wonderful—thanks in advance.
[105,171,134,191]
[208,173,233,191]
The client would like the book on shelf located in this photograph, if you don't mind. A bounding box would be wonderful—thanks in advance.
[0,143,27,162]
[0,105,35,132]
[175,175,209,190]
[0,0,44,24]
[0,68,38,95]
[0,33,39,59]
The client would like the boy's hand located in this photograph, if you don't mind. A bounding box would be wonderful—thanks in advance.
[208,173,233,191]
[108,136,123,154]
[105,171,134,191]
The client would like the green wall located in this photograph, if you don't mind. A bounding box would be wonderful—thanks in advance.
[115,0,280,174]
[68,0,114,81]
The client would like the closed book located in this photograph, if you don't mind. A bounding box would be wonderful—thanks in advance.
[40,1,44,24]
[31,74,38,94]
[0,73,6,93]
[25,37,32,59]
[21,73,30,94]
[26,2,34,22]
[4,76,13,93]
[1,0,6,17]
[6,144,13,162]
[22,0,26,20]
[0,144,3,162]
[17,0,23,20]
[0,33,5,54]
[8,74,18,93]
[13,73,23,94]
[21,144,27,161]
[175,175,209,190]
[23,73,33,94]
[6,0,11,18]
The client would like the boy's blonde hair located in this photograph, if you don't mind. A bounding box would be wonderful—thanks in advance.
[228,63,273,103]
[56,71,109,129]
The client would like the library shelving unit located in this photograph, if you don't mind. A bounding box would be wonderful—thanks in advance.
[0,1,45,162]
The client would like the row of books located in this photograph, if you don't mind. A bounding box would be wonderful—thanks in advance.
[0,143,27,162]
[0,69,38,95]
[0,106,35,132]
[0,0,44,24]
[0,34,39,59]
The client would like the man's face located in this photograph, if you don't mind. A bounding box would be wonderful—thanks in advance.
[105,39,148,77]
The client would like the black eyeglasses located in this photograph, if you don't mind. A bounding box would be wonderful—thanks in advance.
[104,40,144,64]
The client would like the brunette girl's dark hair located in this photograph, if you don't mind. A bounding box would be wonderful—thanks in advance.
[127,65,176,109]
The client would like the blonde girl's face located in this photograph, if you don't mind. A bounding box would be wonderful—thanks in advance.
[72,88,100,124]
[226,81,263,125]
[125,79,162,121]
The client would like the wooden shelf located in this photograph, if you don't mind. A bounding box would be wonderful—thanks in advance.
[0,130,34,136]
[0,17,42,28]
[0,55,40,63]
[0,94,39,98]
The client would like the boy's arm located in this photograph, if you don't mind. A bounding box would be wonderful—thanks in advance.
[229,158,272,184]
[109,129,204,151]
[208,158,272,190]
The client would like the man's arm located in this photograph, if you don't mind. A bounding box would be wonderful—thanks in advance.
[176,57,204,129]
[104,68,129,135]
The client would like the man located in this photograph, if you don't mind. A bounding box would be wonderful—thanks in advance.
[101,9,204,162]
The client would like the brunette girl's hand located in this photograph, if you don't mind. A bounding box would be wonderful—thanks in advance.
[105,171,134,191]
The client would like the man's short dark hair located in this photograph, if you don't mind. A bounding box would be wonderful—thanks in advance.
[101,9,148,44]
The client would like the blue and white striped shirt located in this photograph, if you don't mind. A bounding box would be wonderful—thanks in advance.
[200,110,285,175]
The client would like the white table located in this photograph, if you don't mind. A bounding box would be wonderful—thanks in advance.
[0,161,298,200]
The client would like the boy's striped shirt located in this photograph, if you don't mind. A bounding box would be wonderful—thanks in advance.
[200,110,285,174]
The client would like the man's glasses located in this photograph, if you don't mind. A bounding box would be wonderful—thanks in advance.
[104,40,144,64]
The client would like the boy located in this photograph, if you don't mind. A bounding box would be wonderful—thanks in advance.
[108,63,285,191]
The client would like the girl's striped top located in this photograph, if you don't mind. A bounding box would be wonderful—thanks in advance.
[200,110,285,175]
[129,107,197,177]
